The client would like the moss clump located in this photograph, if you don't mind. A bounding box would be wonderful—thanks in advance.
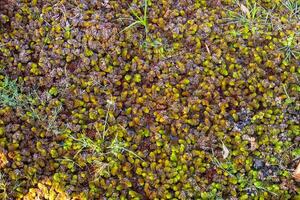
[0,0,299,199]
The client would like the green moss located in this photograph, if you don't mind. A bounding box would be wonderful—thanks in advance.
[220,68,229,76]
[0,127,4,136]
[49,86,58,96]
[84,48,94,57]
[133,74,141,82]
[170,152,177,162]
[30,63,41,75]
[125,74,132,81]
[0,0,299,199]
[182,78,190,85]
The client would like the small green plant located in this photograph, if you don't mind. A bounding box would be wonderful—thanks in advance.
[283,0,300,19]
[27,99,63,135]
[0,77,42,111]
[66,100,142,179]
[70,134,110,178]
[226,1,266,33]
[0,77,23,108]
[120,0,149,37]
[72,133,104,158]
[108,132,144,160]
[211,148,235,177]
[279,34,300,61]
[261,5,279,31]
[70,125,141,179]
[72,125,142,160]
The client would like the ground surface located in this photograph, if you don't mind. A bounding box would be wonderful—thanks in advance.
[0,0,299,199]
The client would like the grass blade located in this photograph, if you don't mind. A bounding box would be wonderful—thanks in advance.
[120,21,141,33]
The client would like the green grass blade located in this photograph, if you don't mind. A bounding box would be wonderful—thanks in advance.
[120,21,141,33]
[130,7,143,22]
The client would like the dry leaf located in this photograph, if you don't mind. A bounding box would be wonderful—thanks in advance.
[293,161,300,182]
[222,142,229,159]
[247,136,258,151]
[240,4,250,17]
[205,43,210,55]
[249,138,258,151]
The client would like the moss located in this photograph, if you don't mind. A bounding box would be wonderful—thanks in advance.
[133,74,142,83]
[0,0,299,199]
[84,48,94,57]
[49,86,58,96]
[0,127,4,136]
[125,74,132,82]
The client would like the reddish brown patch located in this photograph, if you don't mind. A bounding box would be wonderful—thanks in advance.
[66,59,81,73]
[205,167,217,182]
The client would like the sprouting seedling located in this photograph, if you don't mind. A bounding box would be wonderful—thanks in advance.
[120,0,149,37]
[279,34,300,61]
